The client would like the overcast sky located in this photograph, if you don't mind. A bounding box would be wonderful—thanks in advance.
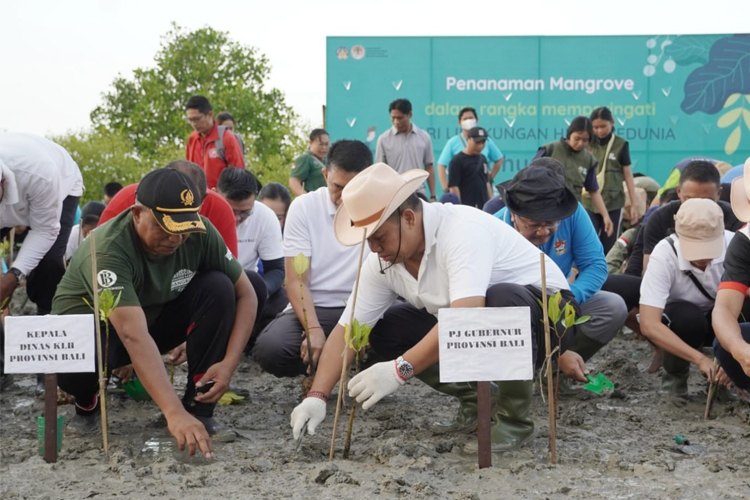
[2,0,747,137]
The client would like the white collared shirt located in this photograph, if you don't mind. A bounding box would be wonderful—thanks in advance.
[0,133,84,275]
[236,200,283,272]
[339,201,570,327]
[283,187,370,308]
[640,231,734,312]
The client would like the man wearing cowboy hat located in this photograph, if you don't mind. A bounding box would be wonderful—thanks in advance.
[496,159,628,392]
[291,163,581,452]
[713,157,750,393]
[51,168,257,459]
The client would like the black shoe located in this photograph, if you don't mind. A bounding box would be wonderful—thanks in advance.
[194,415,226,435]
[67,412,101,435]
[35,374,46,396]
[227,385,250,398]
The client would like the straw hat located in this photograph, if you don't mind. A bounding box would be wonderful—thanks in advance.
[334,163,428,246]
[730,157,750,222]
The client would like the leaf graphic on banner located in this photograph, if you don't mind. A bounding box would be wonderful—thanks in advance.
[724,93,741,108]
[681,35,750,115]
[743,109,750,131]
[664,35,723,65]
[718,107,742,128]
[725,125,741,155]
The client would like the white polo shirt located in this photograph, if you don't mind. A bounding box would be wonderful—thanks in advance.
[640,231,734,313]
[339,201,570,327]
[0,133,84,275]
[236,200,284,272]
[283,187,370,308]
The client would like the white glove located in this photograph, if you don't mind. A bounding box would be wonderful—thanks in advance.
[290,397,327,440]
[347,360,406,410]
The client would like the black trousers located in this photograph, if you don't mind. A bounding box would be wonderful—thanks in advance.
[27,195,80,315]
[602,273,642,311]
[57,271,236,417]
[369,283,579,370]
[587,207,623,255]
[715,324,750,390]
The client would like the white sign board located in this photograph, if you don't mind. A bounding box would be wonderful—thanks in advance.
[438,307,533,383]
[4,314,96,374]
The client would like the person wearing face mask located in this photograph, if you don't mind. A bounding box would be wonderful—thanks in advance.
[583,107,639,254]
[436,107,504,195]
[447,127,493,208]
[535,116,613,239]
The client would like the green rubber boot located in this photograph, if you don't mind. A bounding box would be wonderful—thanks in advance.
[661,353,689,396]
[490,380,535,452]
[417,364,478,434]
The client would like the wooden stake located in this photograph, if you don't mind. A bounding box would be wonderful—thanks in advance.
[322,105,327,129]
[704,359,719,421]
[329,228,367,461]
[89,232,109,455]
[477,381,492,468]
[540,253,556,464]
[43,373,58,463]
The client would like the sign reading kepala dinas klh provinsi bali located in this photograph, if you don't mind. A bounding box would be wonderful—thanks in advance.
[327,35,750,189]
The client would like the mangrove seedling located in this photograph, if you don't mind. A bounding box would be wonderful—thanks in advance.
[342,318,373,458]
[293,253,317,386]
[83,288,122,379]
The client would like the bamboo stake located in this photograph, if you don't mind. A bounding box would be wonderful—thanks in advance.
[329,228,368,461]
[89,232,109,455]
[704,358,719,421]
[540,253,556,464]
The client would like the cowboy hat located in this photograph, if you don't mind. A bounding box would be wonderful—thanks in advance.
[730,157,750,222]
[500,160,578,222]
[334,163,428,246]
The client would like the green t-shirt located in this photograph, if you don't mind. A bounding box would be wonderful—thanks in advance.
[51,210,243,325]
[290,151,327,192]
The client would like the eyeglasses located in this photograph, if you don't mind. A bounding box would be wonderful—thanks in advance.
[186,115,206,123]
[517,218,561,232]
[233,208,253,219]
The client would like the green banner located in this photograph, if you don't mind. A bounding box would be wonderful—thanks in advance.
[327,35,750,188]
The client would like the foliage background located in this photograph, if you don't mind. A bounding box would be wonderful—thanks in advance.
[54,24,307,203]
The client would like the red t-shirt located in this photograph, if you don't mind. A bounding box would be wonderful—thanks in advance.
[185,122,245,189]
[99,183,238,257]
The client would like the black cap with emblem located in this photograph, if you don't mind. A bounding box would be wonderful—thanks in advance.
[135,168,207,235]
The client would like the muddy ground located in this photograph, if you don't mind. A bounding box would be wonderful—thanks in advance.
[2,317,750,499]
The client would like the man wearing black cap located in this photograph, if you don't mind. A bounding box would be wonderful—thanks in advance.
[52,168,257,459]
[447,126,493,208]
[495,159,628,387]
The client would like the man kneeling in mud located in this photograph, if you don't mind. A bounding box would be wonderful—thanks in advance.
[291,163,584,452]
[52,167,256,458]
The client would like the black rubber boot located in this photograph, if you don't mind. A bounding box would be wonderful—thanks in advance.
[661,353,689,396]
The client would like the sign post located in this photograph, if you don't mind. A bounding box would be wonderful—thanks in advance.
[4,314,96,463]
[438,307,533,468]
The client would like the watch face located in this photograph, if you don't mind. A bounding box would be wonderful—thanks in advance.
[398,361,413,379]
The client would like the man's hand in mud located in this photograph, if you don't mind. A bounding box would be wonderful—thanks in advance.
[559,350,589,383]
[112,365,134,384]
[167,410,214,459]
[194,361,233,404]
[167,342,187,366]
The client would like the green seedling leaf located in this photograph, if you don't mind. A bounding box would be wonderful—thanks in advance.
[583,373,614,394]
[574,315,591,325]
[562,302,576,329]
[347,318,373,352]
[293,253,310,276]
[548,291,562,324]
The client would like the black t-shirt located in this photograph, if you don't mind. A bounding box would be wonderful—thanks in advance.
[720,226,750,294]
[643,199,743,256]
[448,152,490,209]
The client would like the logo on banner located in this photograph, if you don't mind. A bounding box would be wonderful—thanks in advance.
[351,45,365,60]
[336,46,348,60]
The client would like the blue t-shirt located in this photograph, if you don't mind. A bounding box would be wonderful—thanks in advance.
[495,203,607,304]
[722,164,744,184]
[437,134,503,168]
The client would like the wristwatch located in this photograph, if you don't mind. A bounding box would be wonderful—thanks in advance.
[395,356,414,381]
[7,267,24,283]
